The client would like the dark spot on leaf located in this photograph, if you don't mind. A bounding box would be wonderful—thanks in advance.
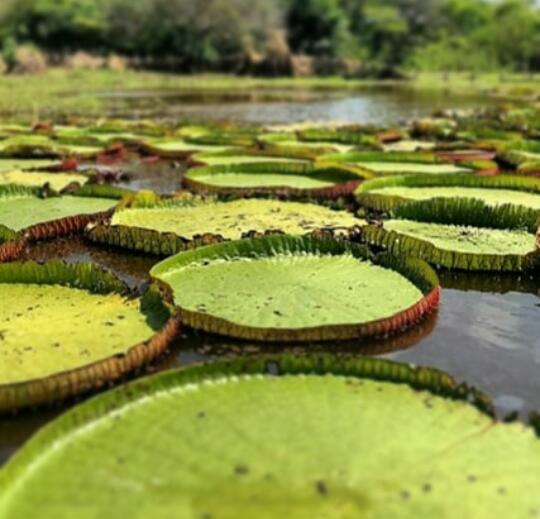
[316,480,328,496]
[234,464,249,475]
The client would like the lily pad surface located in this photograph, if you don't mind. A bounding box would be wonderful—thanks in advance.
[383,220,535,255]
[151,235,439,341]
[0,158,62,172]
[90,198,363,255]
[2,355,538,519]
[0,262,178,411]
[321,151,471,175]
[0,189,116,240]
[183,162,364,196]
[143,138,230,157]
[356,174,540,212]
[190,150,309,167]
[0,170,88,191]
[355,162,468,174]
[362,199,540,271]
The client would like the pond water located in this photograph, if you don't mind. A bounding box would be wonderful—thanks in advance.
[93,84,497,124]
[1,85,538,466]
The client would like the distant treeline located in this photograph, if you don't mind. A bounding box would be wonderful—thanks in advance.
[0,0,539,74]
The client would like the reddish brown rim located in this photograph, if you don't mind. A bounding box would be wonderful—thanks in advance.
[177,286,440,343]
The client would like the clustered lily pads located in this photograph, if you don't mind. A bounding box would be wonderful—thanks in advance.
[1,107,540,517]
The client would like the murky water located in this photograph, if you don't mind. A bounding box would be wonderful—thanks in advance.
[0,86,538,466]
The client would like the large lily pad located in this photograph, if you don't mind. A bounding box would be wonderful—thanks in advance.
[356,174,540,212]
[0,158,63,172]
[3,355,539,518]
[142,138,231,158]
[0,135,102,159]
[321,151,472,175]
[183,162,366,198]
[88,198,363,256]
[0,261,179,412]
[189,149,311,167]
[151,234,439,341]
[0,170,88,191]
[0,186,118,244]
[363,198,540,271]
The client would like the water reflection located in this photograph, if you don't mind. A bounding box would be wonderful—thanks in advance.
[92,86,500,125]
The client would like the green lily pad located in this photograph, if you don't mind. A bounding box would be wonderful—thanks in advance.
[4,355,538,519]
[142,138,231,158]
[321,151,471,175]
[0,186,117,243]
[0,170,88,191]
[183,162,365,196]
[0,261,178,412]
[356,174,540,212]
[0,158,62,172]
[356,162,469,174]
[362,198,540,271]
[0,135,102,158]
[151,234,439,341]
[384,221,535,255]
[89,198,363,255]
[190,150,310,167]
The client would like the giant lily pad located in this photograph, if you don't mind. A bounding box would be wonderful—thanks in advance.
[183,162,367,199]
[321,151,472,175]
[88,197,363,256]
[0,135,102,159]
[356,174,540,212]
[0,186,118,244]
[0,170,88,191]
[189,149,311,167]
[142,138,231,158]
[151,234,439,341]
[4,355,540,518]
[0,261,179,412]
[0,158,63,173]
[363,199,540,271]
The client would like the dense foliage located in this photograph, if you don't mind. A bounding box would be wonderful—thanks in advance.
[0,0,539,73]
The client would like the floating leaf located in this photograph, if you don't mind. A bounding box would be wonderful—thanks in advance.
[321,151,471,175]
[0,261,179,411]
[142,138,231,158]
[0,170,88,191]
[0,158,62,173]
[183,162,365,198]
[0,186,118,248]
[362,198,540,271]
[356,174,540,212]
[3,355,539,518]
[151,234,439,341]
[88,198,363,255]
